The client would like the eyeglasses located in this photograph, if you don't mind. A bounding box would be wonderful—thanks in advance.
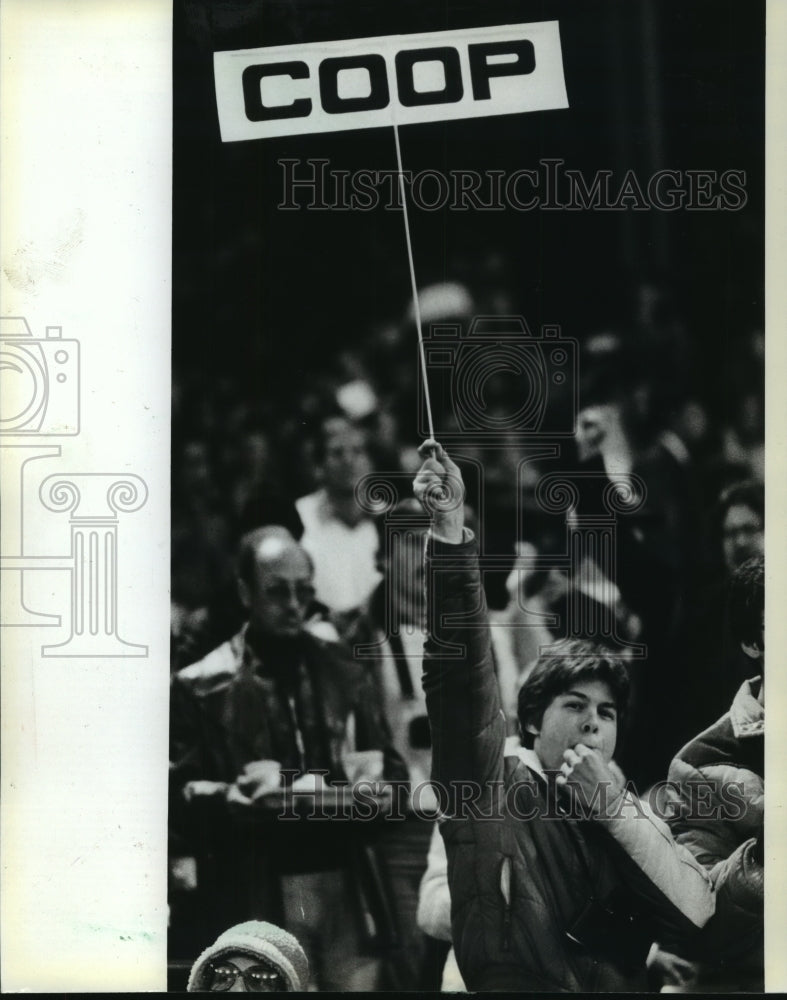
[206,959,287,992]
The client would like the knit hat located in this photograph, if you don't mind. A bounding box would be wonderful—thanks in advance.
[187,920,309,992]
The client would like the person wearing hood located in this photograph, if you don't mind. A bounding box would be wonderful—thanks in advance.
[187,920,309,992]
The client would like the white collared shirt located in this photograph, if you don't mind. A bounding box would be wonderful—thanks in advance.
[295,489,382,613]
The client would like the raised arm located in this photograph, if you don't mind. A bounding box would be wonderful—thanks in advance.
[414,441,506,804]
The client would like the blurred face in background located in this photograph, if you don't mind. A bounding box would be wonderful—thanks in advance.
[321,417,372,495]
[240,431,273,482]
[722,504,764,573]
[575,405,612,462]
[242,538,315,638]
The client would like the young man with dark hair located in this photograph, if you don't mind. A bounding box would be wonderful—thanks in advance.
[516,640,630,751]
[413,440,714,992]
[667,554,764,990]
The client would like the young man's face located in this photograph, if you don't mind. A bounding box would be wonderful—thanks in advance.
[529,678,619,771]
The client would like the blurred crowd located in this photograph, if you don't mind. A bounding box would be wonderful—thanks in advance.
[168,266,764,991]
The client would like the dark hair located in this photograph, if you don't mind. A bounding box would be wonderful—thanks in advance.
[727,554,764,649]
[517,639,630,748]
[717,480,764,527]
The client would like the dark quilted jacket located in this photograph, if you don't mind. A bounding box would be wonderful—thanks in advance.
[667,678,764,989]
[170,625,403,786]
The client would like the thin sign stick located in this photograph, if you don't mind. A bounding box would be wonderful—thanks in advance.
[393,122,435,441]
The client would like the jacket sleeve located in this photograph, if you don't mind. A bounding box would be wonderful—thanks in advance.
[666,756,763,961]
[701,839,763,955]
[595,788,715,934]
[169,640,245,788]
[169,672,213,786]
[666,756,747,867]
[168,672,233,845]
[416,822,453,942]
[423,533,506,808]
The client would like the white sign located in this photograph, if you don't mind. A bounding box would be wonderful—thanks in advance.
[214,21,569,141]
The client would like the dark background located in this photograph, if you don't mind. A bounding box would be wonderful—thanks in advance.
[168,6,766,983]
[173,0,764,424]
